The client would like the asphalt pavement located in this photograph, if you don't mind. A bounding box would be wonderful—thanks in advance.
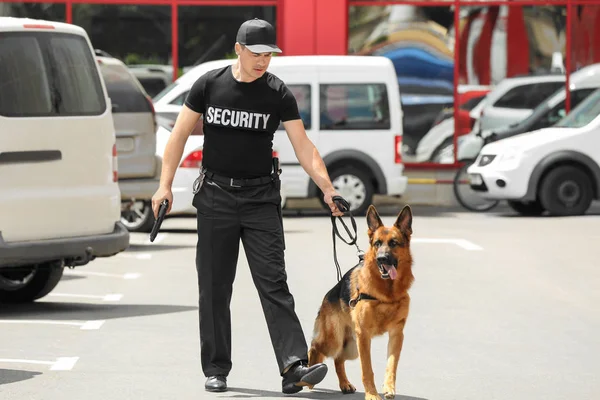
[1,201,600,400]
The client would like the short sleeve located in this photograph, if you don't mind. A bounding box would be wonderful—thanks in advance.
[280,84,301,122]
[184,74,208,114]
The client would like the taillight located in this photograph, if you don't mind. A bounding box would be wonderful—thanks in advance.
[180,150,203,168]
[394,135,402,164]
[272,150,278,158]
[112,144,118,182]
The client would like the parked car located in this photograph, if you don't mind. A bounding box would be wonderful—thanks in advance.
[153,55,408,215]
[0,17,129,303]
[457,63,600,163]
[127,64,173,97]
[155,125,286,216]
[473,74,566,133]
[483,63,600,144]
[467,88,600,216]
[413,85,490,163]
[96,53,162,232]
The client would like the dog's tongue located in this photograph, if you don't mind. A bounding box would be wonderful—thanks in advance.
[385,265,398,280]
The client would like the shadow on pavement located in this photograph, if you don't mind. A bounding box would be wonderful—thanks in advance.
[222,387,428,399]
[126,244,194,252]
[160,228,198,235]
[0,369,42,385]
[0,302,197,321]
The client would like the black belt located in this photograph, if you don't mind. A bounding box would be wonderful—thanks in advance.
[204,170,276,188]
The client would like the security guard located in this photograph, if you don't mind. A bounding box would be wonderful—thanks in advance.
[152,18,344,394]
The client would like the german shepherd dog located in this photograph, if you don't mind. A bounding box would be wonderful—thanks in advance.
[308,204,414,400]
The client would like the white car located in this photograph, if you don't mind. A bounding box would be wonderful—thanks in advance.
[155,125,285,216]
[0,18,129,303]
[474,74,566,133]
[467,88,600,216]
[153,55,407,215]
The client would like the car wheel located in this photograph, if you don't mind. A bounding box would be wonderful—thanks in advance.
[507,200,545,216]
[121,200,155,232]
[322,166,374,216]
[0,261,64,303]
[539,165,593,216]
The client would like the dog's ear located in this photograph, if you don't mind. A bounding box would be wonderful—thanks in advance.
[394,205,413,236]
[366,205,383,235]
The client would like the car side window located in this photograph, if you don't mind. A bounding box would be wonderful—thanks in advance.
[277,84,312,130]
[319,83,390,130]
[493,81,564,110]
[525,82,565,109]
[170,90,189,106]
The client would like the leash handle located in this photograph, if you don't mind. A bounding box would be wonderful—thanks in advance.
[331,195,362,281]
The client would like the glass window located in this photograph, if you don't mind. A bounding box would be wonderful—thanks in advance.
[278,85,312,130]
[555,89,600,129]
[170,90,189,106]
[320,84,390,130]
[493,81,564,110]
[49,34,106,115]
[0,32,105,117]
[0,35,52,117]
[99,62,151,113]
[531,88,596,130]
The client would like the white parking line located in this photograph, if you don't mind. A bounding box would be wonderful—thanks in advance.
[0,357,79,370]
[0,319,105,330]
[64,270,141,280]
[48,293,123,301]
[50,357,79,370]
[413,238,484,251]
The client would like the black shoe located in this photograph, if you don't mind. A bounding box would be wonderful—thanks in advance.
[205,375,227,392]
[282,361,328,394]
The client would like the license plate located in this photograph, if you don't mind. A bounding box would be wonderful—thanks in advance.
[469,174,483,186]
[116,138,135,153]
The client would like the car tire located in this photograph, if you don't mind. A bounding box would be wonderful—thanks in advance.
[507,200,545,216]
[121,200,155,232]
[0,261,64,304]
[539,165,593,216]
[321,166,374,216]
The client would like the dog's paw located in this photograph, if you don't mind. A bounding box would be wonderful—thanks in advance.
[382,383,395,399]
[339,381,356,394]
[364,393,381,400]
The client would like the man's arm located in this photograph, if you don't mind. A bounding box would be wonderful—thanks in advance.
[283,119,343,216]
[159,105,202,189]
[151,105,201,217]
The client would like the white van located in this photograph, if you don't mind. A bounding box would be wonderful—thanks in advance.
[467,88,600,216]
[0,18,129,303]
[153,55,407,214]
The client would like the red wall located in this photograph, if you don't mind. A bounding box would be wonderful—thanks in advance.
[279,0,348,55]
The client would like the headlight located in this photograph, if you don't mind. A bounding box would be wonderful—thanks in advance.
[478,154,496,166]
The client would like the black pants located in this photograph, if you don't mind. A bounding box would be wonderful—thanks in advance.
[192,173,308,378]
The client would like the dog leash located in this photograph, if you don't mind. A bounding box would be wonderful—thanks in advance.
[331,195,364,282]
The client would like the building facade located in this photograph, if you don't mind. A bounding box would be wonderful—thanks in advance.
[2,0,599,167]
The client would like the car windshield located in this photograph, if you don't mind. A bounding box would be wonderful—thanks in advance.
[555,88,600,128]
[153,81,179,103]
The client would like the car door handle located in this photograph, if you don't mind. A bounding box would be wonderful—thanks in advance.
[0,150,62,164]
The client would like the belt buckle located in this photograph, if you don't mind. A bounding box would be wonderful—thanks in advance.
[230,178,241,188]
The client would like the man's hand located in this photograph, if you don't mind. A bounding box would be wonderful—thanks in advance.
[323,188,344,217]
[151,185,173,218]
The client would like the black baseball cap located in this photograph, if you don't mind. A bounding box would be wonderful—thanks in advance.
[236,18,282,54]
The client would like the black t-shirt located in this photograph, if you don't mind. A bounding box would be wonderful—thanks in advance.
[184,65,300,178]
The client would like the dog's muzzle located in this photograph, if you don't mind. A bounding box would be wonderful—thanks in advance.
[376,254,398,280]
